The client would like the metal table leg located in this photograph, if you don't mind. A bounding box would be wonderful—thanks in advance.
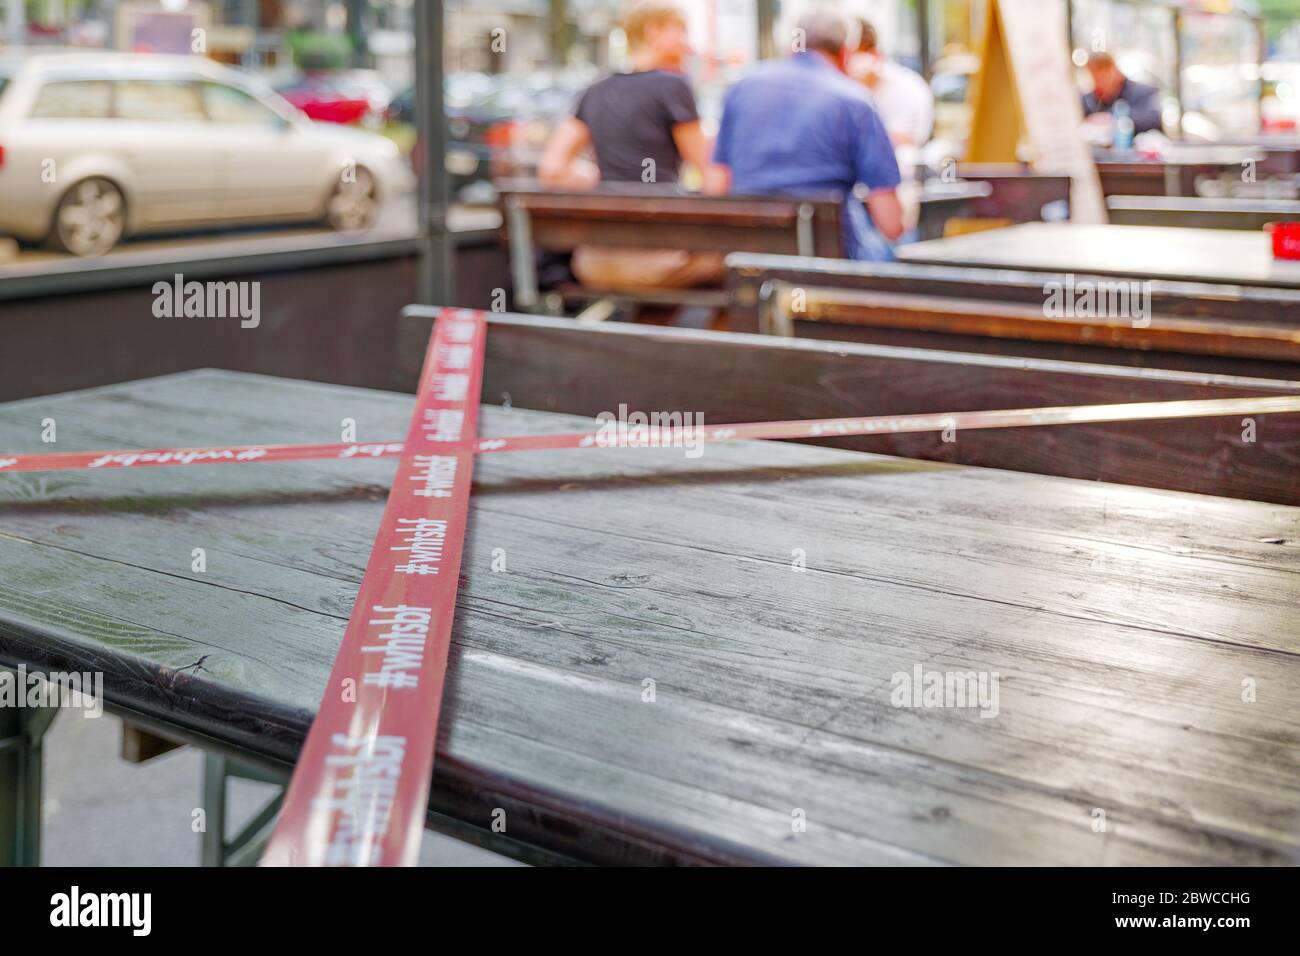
[201,753,286,867]
[0,668,60,866]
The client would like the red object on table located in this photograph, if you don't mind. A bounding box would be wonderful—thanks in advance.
[1267,221,1300,260]
[261,309,486,866]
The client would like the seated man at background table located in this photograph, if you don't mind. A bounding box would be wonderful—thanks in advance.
[536,0,725,291]
[1082,52,1163,136]
[710,7,904,262]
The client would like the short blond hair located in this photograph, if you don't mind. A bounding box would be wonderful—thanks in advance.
[622,0,687,48]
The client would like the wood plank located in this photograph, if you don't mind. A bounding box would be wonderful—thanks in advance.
[501,182,844,258]
[400,310,1300,506]
[510,181,978,249]
[785,286,1300,362]
[1107,196,1300,231]
[898,223,1300,289]
[723,252,1300,378]
[0,370,1297,864]
[121,724,184,764]
[726,252,1300,326]
[953,167,1073,223]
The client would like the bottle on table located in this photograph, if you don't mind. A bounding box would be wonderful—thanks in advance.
[1112,100,1135,152]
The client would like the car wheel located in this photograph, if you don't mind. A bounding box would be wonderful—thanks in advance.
[50,178,126,256]
[325,166,378,231]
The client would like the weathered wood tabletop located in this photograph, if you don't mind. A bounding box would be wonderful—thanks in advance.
[1,370,1297,865]
[898,223,1300,289]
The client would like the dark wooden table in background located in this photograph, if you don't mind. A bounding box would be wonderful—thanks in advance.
[1094,145,1267,198]
[1,371,1297,864]
[1106,196,1300,231]
[899,222,1300,289]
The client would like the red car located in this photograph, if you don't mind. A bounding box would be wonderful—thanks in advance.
[276,70,393,125]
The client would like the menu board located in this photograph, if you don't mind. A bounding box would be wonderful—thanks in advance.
[966,0,1107,223]
[117,1,211,56]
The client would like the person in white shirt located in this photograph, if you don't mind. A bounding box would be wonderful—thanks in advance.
[848,18,934,149]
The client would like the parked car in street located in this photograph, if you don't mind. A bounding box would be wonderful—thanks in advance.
[275,69,394,126]
[387,70,589,204]
[0,52,414,255]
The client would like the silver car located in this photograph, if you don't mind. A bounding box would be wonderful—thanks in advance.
[0,52,415,256]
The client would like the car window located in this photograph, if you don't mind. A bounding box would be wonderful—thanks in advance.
[29,80,113,119]
[202,82,282,125]
[116,80,205,122]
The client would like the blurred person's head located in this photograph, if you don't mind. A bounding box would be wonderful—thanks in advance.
[1086,52,1126,100]
[854,17,878,55]
[795,7,851,72]
[848,15,882,88]
[623,0,692,71]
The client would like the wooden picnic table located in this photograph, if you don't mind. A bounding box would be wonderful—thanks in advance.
[911,180,994,240]
[1106,195,1300,231]
[898,222,1300,289]
[1,369,1298,865]
[1093,145,1267,198]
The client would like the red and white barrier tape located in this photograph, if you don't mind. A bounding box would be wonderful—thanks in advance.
[259,308,486,867]
[3,395,1299,475]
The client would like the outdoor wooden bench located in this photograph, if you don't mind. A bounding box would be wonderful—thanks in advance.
[908,180,994,239]
[1107,195,1300,231]
[951,165,1073,230]
[724,252,1300,379]
[497,180,1012,322]
[896,223,1300,290]
[397,309,1300,504]
[497,180,844,318]
[1095,150,1263,198]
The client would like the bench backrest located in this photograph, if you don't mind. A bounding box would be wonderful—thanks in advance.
[723,252,1300,377]
[499,181,844,258]
[951,166,1072,223]
[499,181,845,310]
[400,306,1300,506]
[1107,195,1300,231]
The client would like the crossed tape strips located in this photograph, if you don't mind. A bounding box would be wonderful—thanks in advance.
[4,310,1298,865]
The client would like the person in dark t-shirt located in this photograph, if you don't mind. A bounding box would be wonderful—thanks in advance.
[573,69,699,184]
[537,0,725,290]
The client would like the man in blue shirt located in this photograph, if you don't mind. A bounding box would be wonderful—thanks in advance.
[711,9,904,261]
